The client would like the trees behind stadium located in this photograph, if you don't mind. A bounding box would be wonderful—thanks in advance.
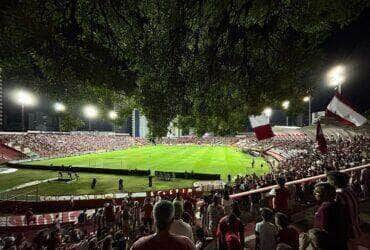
[1,1,368,136]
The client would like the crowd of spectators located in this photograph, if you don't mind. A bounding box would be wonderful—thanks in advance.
[0,131,369,249]
[0,133,136,158]
[1,167,369,249]
[157,137,241,146]
[231,135,369,202]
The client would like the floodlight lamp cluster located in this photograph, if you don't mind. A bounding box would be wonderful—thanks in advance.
[13,90,37,107]
[327,65,346,87]
[83,105,99,119]
[282,100,290,110]
[54,102,66,112]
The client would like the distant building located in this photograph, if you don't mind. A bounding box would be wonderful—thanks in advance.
[132,109,149,138]
[132,109,183,138]
[167,121,182,138]
[28,111,55,131]
[312,111,325,124]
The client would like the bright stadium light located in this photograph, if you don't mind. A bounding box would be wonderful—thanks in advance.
[282,101,290,126]
[303,96,310,102]
[327,64,346,93]
[83,105,99,131]
[282,100,290,110]
[13,89,37,107]
[12,89,37,131]
[108,110,118,120]
[83,105,99,119]
[54,102,66,132]
[263,107,272,117]
[303,96,311,125]
[108,110,118,132]
[54,102,66,112]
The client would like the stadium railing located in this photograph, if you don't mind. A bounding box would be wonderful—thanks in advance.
[230,163,370,199]
[1,163,368,231]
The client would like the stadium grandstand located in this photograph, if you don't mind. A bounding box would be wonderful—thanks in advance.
[0,118,369,249]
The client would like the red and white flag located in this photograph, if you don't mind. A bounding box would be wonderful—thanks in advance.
[326,92,367,127]
[249,114,275,140]
[316,121,327,154]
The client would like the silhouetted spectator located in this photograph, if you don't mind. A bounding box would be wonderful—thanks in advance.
[313,182,347,250]
[131,200,195,250]
[91,178,97,189]
[275,212,299,250]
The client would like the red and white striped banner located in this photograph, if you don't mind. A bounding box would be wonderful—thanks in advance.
[326,92,367,127]
[0,209,95,227]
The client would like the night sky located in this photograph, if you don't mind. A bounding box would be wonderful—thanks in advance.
[3,7,370,131]
[312,6,370,113]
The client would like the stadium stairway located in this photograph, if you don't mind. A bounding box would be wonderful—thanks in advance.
[0,143,26,162]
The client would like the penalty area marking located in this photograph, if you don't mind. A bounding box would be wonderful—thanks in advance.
[0,167,18,174]
[2,178,59,193]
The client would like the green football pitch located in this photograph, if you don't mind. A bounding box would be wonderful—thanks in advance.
[28,145,269,179]
[1,145,269,196]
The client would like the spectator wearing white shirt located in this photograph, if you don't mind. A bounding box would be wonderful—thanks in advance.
[170,201,194,242]
[255,207,278,250]
[221,190,233,215]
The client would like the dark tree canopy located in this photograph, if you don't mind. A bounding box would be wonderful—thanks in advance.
[1,0,369,136]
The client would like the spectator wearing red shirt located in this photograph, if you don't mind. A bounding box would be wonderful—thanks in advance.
[183,198,195,224]
[275,212,299,250]
[131,200,195,250]
[313,182,347,250]
[141,197,154,230]
[271,177,290,213]
[217,210,244,250]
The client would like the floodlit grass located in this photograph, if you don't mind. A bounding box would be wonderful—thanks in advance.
[28,145,269,179]
[0,169,195,196]
[0,169,56,192]
[1,145,269,196]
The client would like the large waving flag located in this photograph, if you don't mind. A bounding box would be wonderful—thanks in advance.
[249,114,275,140]
[326,92,367,127]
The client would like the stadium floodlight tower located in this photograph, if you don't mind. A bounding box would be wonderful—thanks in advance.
[54,102,66,131]
[327,64,346,94]
[282,100,290,126]
[108,110,118,132]
[263,107,273,123]
[303,96,311,125]
[12,89,37,131]
[83,105,99,131]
